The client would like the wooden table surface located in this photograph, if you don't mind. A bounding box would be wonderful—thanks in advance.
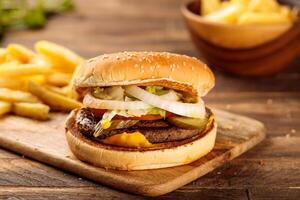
[1,0,299,199]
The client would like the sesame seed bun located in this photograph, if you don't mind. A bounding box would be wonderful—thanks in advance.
[73,52,215,97]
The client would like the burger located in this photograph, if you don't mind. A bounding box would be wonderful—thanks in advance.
[65,52,216,170]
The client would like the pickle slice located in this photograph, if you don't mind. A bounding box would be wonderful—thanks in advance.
[167,111,213,130]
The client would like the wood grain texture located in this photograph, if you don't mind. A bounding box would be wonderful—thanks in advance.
[0,109,265,196]
[0,0,299,199]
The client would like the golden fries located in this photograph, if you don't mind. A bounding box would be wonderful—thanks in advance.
[0,41,83,120]
[28,82,82,112]
[0,63,51,77]
[0,88,39,103]
[35,40,84,73]
[46,72,72,87]
[7,44,35,63]
[201,0,298,24]
[0,48,7,64]
[45,85,70,96]
[205,4,243,24]
[0,76,45,91]
[248,0,279,13]
[201,0,221,16]
[0,101,12,116]
[0,78,23,90]
[13,102,50,120]
[238,12,290,24]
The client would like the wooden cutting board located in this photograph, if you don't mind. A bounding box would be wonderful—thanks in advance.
[0,109,265,196]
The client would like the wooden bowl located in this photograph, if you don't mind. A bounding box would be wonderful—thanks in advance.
[181,0,300,76]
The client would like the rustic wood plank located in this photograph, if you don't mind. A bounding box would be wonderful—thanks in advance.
[0,149,20,159]
[241,136,300,159]
[248,188,300,200]
[0,187,249,200]
[0,157,96,187]
[0,109,265,196]
[190,158,300,189]
[206,92,300,137]
[1,156,298,189]
[0,136,298,189]
[1,187,299,200]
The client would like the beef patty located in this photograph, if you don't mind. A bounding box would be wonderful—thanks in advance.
[75,108,207,144]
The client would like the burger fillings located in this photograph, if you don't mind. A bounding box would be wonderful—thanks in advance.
[65,52,216,170]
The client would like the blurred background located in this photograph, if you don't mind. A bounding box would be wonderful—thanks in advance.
[0,1,299,198]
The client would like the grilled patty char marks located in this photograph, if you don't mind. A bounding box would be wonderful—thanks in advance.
[75,108,205,144]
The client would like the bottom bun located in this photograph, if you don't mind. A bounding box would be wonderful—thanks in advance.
[65,110,217,170]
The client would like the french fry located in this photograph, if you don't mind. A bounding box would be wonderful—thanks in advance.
[248,0,280,13]
[0,78,23,90]
[0,48,7,64]
[20,75,47,91]
[202,0,296,24]
[237,12,291,25]
[23,75,46,85]
[0,62,51,77]
[35,40,84,73]
[0,88,39,103]
[201,0,221,16]
[13,102,49,120]
[46,72,72,87]
[7,44,35,63]
[28,82,82,112]
[204,4,244,24]
[0,101,12,116]
[231,0,249,5]
[45,85,70,96]
[0,76,45,91]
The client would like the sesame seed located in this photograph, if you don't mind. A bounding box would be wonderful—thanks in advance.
[191,66,195,70]
[151,75,155,78]
[141,69,145,73]
[116,56,120,60]
[183,61,186,66]
[122,57,126,61]
[134,64,139,68]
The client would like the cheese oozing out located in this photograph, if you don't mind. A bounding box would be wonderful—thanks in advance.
[102,131,152,147]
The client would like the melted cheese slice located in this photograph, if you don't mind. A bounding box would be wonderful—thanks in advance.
[102,131,152,147]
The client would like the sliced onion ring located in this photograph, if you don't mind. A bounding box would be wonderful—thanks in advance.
[124,86,206,118]
[83,92,152,110]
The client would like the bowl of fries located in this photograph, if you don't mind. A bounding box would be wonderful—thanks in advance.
[181,0,300,76]
[0,41,83,120]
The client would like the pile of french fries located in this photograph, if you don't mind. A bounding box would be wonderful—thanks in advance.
[0,41,83,120]
[201,0,298,25]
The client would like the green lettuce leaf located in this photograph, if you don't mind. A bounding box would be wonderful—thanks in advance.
[145,86,169,95]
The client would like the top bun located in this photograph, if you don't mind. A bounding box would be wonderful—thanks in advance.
[73,52,215,96]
